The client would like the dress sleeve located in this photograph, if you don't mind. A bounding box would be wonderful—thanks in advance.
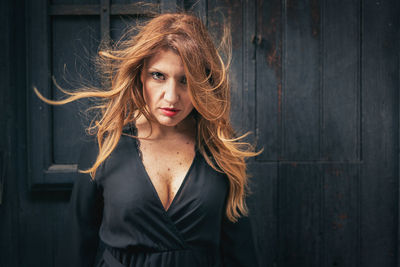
[60,141,104,267]
[220,213,259,267]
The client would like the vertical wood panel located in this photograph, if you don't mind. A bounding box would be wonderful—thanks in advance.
[207,0,242,129]
[19,200,57,266]
[284,0,321,160]
[27,0,52,185]
[112,0,158,3]
[323,163,359,267]
[110,15,144,41]
[361,0,399,266]
[241,0,256,135]
[278,163,321,266]
[101,0,111,44]
[255,0,282,161]
[161,0,177,12]
[3,0,398,266]
[52,16,100,164]
[248,163,278,267]
[207,0,256,134]
[185,0,206,22]
[52,0,98,4]
[322,0,360,161]
[0,0,20,266]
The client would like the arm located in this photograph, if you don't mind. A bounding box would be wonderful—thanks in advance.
[220,214,259,267]
[60,141,104,267]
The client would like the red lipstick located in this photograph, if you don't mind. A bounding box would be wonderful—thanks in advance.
[160,108,180,117]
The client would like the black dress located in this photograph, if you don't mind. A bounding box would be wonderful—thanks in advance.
[62,133,258,267]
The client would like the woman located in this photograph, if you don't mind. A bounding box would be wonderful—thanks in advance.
[37,12,260,267]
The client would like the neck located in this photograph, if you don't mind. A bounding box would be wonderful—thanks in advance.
[135,114,196,141]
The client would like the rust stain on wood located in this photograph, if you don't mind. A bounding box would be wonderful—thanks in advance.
[310,0,320,38]
[287,0,320,38]
[332,221,344,230]
[325,167,342,176]
[257,0,282,114]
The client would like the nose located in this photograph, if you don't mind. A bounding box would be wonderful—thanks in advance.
[163,79,179,104]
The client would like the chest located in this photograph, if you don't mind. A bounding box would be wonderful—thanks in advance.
[99,136,229,219]
[138,138,196,211]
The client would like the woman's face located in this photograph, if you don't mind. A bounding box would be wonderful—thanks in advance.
[140,49,194,128]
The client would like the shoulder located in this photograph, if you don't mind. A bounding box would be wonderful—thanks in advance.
[197,150,230,194]
[77,134,137,179]
[114,134,138,155]
[99,134,138,173]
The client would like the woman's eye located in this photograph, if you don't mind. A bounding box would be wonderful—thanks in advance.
[181,76,187,85]
[151,72,164,80]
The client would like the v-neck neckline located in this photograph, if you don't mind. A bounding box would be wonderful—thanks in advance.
[134,139,198,213]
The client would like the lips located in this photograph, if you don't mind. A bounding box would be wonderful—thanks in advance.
[160,107,180,117]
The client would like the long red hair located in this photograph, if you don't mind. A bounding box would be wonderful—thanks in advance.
[35,13,261,222]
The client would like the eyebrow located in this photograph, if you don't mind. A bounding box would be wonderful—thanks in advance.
[148,67,164,73]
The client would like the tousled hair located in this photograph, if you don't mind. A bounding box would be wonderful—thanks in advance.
[34,12,261,222]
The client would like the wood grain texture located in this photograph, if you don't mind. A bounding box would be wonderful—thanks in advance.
[278,163,322,266]
[322,163,359,267]
[0,0,20,266]
[51,16,100,164]
[361,0,399,266]
[284,0,320,160]
[1,0,400,266]
[247,162,278,267]
[256,0,282,161]
[27,0,52,187]
[322,0,360,161]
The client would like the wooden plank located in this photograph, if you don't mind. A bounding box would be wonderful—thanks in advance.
[27,0,52,187]
[278,163,322,266]
[283,0,321,160]
[323,163,359,267]
[100,0,110,45]
[49,4,158,16]
[247,162,278,267]
[51,16,100,164]
[49,4,100,15]
[29,0,100,191]
[54,200,72,266]
[361,0,399,266]
[184,0,206,22]
[19,193,70,267]
[322,0,360,161]
[22,1,69,264]
[241,0,256,141]
[110,15,146,41]
[0,0,19,266]
[51,0,98,4]
[207,0,256,139]
[111,3,160,15]
[255,0,282,161]
[160,0,176,13]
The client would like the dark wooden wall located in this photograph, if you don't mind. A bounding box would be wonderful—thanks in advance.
[0,0,399,266]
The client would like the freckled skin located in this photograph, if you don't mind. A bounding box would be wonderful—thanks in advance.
[135,49,196,211]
